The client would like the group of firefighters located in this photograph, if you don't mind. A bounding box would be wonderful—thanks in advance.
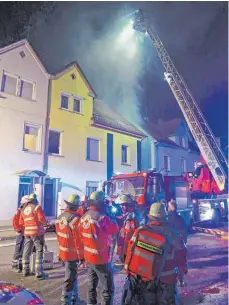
[12,190,188,305]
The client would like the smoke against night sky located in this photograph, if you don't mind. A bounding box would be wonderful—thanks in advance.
[1,1,228,138]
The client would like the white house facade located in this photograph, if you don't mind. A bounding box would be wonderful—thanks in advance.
[0,40,50,222]
[142,119,200,176]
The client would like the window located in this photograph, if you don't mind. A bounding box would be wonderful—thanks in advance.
[181,158,186,173]
[73,98,81,113]
[48,130,61,155]
[164,155,171,171]
[20,80,34,100]
[86,181,99,197]
[23,123,41,152]
[87,138,100,161]
[1,73,17,95]
[121,145,129,164]
[60,94,69,110]
[179,136,186,147]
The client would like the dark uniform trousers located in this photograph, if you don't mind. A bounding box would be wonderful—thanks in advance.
[12,232,24,270]
[121,275,178,305]
[87,263,114,305]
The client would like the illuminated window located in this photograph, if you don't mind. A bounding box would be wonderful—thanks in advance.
[49,130,61,155]
[73,98,81,113]
[87,138,100,161]
[60,94,69,110]
[86,181,99,197]
[121,145,129,164]
[23,123,42,153]
[164,155,171,171]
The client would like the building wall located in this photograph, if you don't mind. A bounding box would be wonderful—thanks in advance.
[0,43,49,221]
[48,66,140,213]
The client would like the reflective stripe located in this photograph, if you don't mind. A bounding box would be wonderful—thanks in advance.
[139,233,163,247]
[124,264,128,269]
[59,246,77,252]
[24,217,35,222]
[25,226,38,230]
[131,236,136,242]
[82,232,98,239]
[161,268,178,276]
[84,246,99,254]
[57,232,69,238]
[135,249,152,260]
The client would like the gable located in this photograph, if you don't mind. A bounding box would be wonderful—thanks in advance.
[0,40,49,79]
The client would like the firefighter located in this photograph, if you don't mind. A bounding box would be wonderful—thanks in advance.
[77,195,89,217]
[137,195,150,226]
[56,194,84,305]
[167,199,188,287]
[12,195,29,272]
[115,194,140,267]
[122,202,187,305]
[19,193,48,279]
[78,191,119,305]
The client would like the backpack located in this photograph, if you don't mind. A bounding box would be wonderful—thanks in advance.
[125,225,170,281]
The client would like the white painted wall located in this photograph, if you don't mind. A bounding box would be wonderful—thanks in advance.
[0,42,49,221]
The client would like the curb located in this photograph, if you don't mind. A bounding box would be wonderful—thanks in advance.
[191,226,227,238]
[0,236,16,241]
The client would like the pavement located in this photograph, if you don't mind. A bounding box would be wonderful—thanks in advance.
[0,230,228,305]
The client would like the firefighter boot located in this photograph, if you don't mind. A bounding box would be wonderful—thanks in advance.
[36,273,49,280]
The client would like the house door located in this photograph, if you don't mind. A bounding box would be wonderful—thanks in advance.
[18,177,32,207]
[44,180,54,217]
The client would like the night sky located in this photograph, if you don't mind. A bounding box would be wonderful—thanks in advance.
[0,2,228,143]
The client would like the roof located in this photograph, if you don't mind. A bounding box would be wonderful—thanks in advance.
[92,100,146,139]
[50,61,96,97]
[0,39,50,78]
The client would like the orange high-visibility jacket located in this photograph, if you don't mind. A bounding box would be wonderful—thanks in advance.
[12,208,23,233]
[116,211,140,256]
[19,203,48,237]
[79,206,119,265]
[56,209,84,262]
[125,221,187,285]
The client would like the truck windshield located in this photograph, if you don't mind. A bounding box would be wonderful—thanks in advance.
[111,176,145,197]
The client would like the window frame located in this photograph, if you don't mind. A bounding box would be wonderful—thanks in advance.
[181,158,186,173]
[60,92,70,111]
[164,155,171,171]
[48,129,63,156]
[23,122,42,153]
[121,145,129,165]
[1,71,18,96]
[86,137,101,162]
[73,96,83,114]
[19,78,36,101]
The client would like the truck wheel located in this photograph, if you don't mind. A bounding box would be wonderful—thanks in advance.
[212,210,221,227]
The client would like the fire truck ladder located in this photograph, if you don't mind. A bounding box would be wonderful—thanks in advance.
[133,9,228,192]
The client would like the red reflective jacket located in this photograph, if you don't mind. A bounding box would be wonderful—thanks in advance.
[19,203,48,237]
[79,206,119,264]
[117,211,140,256]
[56,209,83,261]
[125,220,187,285]
[12,208,23,233]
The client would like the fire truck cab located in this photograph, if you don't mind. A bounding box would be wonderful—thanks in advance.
[103,170,191,225]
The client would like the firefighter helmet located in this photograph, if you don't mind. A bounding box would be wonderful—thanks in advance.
[149,202,167,219]
[64,194,80,208]
[27,193,38,204]
[116,194,134,205]
[20,195,30,206]
[90,191,105,201]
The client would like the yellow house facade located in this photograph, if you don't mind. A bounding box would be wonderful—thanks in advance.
[47,62,145,214]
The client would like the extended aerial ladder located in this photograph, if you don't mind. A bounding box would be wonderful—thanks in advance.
[132,10,228,193]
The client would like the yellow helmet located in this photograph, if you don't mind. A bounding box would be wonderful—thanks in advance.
[90,191,105,201]
[116,194,134,205]
[64,194,80,208]
[27,193,38,204]
[149,202,167,219]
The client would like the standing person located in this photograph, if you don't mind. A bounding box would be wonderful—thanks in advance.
[78,191,119,305]
[56,194,84,305]
[122,202,187,305]
[19,193,48,280]
[12,195,29,272]
[115,194,140,267]
[167,199,188,287]
[137,195,150,226]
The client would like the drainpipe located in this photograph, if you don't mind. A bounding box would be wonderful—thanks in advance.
[41,77,52,207]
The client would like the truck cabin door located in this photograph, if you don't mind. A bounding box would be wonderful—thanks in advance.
[147,174,165,203]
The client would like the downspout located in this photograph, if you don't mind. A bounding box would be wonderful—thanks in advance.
[41,77,52,207]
